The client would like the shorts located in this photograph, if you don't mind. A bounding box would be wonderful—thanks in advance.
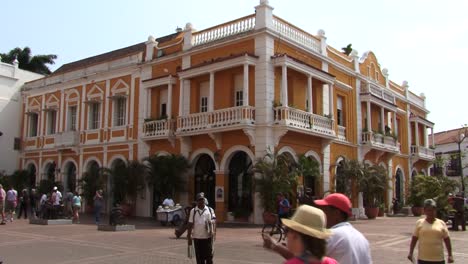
[0,200,4,213]
[6,200,17,211]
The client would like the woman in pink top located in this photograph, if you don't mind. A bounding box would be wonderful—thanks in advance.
[279,205,338,264]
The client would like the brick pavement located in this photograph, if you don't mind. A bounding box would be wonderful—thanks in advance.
[0,215,467,264]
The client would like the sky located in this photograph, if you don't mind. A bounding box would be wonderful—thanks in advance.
[2,0,467,133]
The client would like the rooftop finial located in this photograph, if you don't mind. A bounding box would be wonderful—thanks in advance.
[260,0,269,5]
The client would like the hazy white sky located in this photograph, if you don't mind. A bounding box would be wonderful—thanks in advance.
[2,0,466,132]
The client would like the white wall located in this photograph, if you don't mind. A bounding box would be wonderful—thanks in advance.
[0,61,43,175]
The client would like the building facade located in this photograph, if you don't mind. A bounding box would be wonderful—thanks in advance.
[0,59,43,175]
[19,1,434,222]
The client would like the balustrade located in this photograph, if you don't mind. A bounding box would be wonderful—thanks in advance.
[143,119,174,138]
[273,107,334,136]
[272,16,321,53]
[193,15,255,46]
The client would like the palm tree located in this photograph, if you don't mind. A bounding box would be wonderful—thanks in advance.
[111,160,151,205]
[145,154,190,203]
[359,164,388,208]
[78,166,110,207]
[1,47,57,75]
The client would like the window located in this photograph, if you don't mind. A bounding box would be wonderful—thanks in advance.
[200,97,208,113]
[337,97,344,126]
[113,97,126,126]
[68,106,77,131]
[29,113,39,137]
[88,102,100,130]
[235,91,243,106]
[46,110,57,135]
[13,137,21,150]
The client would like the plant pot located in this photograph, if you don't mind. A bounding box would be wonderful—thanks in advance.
[262,211,277,225]
[378,208,385,217]
[121,203,134,217]
[411,206,423,216]
[365,207,379,219]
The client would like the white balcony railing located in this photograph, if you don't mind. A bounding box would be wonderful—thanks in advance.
[338,125,346,141]
[274,107,335,136]
[193,15,255,46]
[272,16,321,53]
[408,93,425,109]
[177,106,255,133]
[143,119,175,138]
[55,131,79,148]
[361,83,396,105]
[361,131,400,152]
[411,145,435,160]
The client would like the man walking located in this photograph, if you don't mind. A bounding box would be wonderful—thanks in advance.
[187,193,216,264]
[5,186,17,222]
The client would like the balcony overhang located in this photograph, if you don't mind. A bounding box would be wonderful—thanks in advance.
[178,53,258,79]
[141,75,177,89]
[409,115,434,128]
[271,55,335,85]
[360,94,398,112]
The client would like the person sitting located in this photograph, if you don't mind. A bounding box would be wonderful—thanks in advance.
[162,197,175,207]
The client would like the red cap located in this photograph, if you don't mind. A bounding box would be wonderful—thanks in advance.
[314,193,352,216]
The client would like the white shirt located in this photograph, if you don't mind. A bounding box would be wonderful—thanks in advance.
[53,191,62,206]
[162,198,175,207]
[327,222,372,264]
[188,205,216,239]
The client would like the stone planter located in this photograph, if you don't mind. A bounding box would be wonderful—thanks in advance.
[365,207,379,219]
[411,206,424,216]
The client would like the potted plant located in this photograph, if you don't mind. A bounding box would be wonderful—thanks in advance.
[111,160,150,216]
[407,178,424,216]
[78,166,110,213]
[359,163,388,219]
[254,148,298,224]
[378,203,385,217]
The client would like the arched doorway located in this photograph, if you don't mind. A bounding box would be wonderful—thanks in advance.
[194,154,216,209]
[63,162,77,193]
[110,159,127,206]
[26,163,37,188]
[302,156,320,197]
[395,168,403,203]
[335,160,350,195]
[411,170,417,180]
[44,162,56,182]
[228,152,253,217]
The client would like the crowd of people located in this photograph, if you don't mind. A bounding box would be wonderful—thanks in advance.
[0,184,82,225]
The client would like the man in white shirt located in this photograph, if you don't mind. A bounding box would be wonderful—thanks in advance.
[187,193,216,264]
[162,197,175,207]
[263,193,372,264]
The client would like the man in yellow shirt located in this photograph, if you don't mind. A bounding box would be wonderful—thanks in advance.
[408,199,454,264]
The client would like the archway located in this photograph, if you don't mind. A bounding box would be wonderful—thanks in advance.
[303,156,319,197]
[26,163,37,188]
[411,169,417,180]
[395,168,404,203]
[228,152,253,217]
[63,162,77,193]
[335,160,350,195]
[110,158,127,206]
[194,154,216,209]
[44,162,56,182]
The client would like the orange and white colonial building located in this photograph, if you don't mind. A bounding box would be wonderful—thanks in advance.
[19,0,435,222]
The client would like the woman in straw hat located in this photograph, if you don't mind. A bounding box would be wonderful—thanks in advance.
[278,205,338,264]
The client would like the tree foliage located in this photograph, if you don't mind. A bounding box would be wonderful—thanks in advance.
[145,154,190,201]
[111,160,150,205]
[254,149,298,212]
[1,47,57,75]
[78,166,110,207]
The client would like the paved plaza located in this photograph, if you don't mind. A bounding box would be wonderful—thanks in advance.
[0,215,467,264]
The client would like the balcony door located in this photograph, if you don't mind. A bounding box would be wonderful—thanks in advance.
[194,154,216,208]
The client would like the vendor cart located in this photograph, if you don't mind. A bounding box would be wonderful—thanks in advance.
[156,204,184,226]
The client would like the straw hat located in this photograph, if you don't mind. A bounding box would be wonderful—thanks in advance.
[281,205,331,239]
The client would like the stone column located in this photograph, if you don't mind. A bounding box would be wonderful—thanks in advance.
[307,76,313,113]
[415,121,419,146]
[167,79,173,118]
[179,79,184,116]
[380,107,385,133]
[209,72,214,112]
[214,170,226,223]
[366,101,371,131]
[281,65,288,107]
[243,64,249,106]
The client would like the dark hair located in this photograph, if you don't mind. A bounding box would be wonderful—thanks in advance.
[299,232,327,259]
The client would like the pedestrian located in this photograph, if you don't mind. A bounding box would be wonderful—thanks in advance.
[93,189,104,225]
[5,186,18,222]
[408,199,454,263]
[29,189,38,219]
[277,205,338,264]
[451,193,465,231]
[263,193,372,264]
[39,192,47,218]
[0,184,6,224]
[298,188,316,206]
[17,189,29,219]
[187,193,216,264]
[277,192,291,219]
[162,197,175,207]
[64,190,74,219]
[72,191,81,224]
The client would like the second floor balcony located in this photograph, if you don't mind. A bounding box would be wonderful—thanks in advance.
[273,106,335,138]
[362,131,400,153]
[54,131,79,148]
[176,106,255,136]
[142,119,175,140]
[411,145,435,161]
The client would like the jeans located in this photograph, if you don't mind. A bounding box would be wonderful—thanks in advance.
[94,205,102,224]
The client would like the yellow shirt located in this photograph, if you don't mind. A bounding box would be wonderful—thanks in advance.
[413,218,449,261]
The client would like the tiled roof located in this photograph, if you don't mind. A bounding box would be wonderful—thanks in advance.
[433,129,463,145]
[52,33,180,75]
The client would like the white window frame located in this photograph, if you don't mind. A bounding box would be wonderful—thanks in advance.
[67,105,78,131]
[88,102,101,130]
[113,97,127,127]
[46,110,57,135]
[29,113,39,137]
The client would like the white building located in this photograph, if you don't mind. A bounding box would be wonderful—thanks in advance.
[0,59,43,175]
